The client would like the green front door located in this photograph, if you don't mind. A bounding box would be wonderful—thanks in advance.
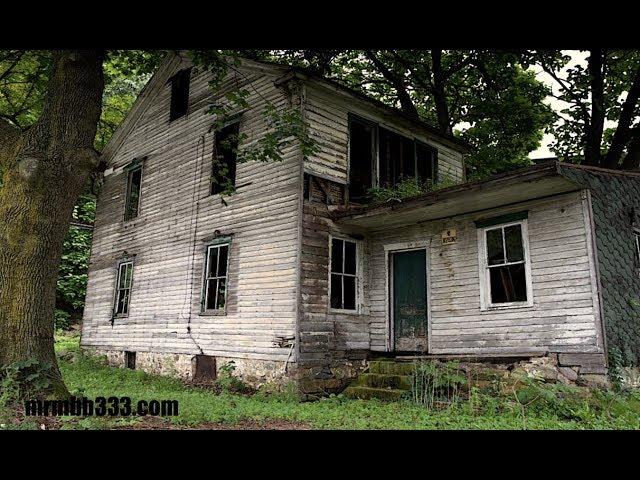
[392,249,428,351]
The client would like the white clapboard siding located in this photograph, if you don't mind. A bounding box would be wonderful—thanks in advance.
[303,84,466,183]
[82,58,303,363]
[365,191,602,354]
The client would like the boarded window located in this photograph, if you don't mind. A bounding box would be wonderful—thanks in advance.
[348,117,376,201]
[330,238,357,310]
[169,68,191,121]
[211,121,240,195]
[482,222,530,306]
[202,243,229,312]
[124,165,142,221]
[114,261,133,317]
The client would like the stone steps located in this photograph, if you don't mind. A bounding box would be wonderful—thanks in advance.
[342,385,408,401]
[344,359,414,401]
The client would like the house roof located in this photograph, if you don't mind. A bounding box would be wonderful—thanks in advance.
[332,161,640,230]
[100,51,471,164]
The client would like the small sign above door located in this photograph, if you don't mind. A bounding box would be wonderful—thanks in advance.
[441,227,457,245]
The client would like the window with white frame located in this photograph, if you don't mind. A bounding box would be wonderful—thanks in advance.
[114,261,133,317]
[202,242,230,313]
[330,237,358,311]
[479,220,532,308]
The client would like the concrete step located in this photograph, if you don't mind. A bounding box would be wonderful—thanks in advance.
[356,373,413,391]
[343,386,408,401]
[368,360,416,376]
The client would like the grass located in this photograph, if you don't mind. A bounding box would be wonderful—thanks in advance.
[5,332,640,430]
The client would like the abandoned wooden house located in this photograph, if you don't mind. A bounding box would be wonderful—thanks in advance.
[81,51,640,396]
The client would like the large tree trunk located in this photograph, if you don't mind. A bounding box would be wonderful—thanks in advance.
[431,50,452,135]
[0,50,104,398]
[584,48,605,166]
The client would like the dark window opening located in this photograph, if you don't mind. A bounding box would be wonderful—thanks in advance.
[303,173,311,200]
[485,223,528,305]
[114,261,133,317]
[348,117,375,201]
[193,355,217,382]
[330,238,357,310]
[348,115,439,202]
[203,243,229,312]
[634,229,640,267]
[211,121,240,195]
[124,166,142,221]
[169,68,191,121]
[125,351,136,370]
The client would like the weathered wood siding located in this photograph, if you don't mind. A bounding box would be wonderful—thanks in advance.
[303,84,465,184]
[82,55,303,363]
[366,191,603,354]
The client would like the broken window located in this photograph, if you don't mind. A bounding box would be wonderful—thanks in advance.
[634,228,640,267]
[125,351,136,370]
[114,261,133,317]
[124,164,142,221]
[482,222,530,306]
[169,68,191,121]
[348,114,440,201]
[330,237,358,311]
[348,116,376,201]
[211,121,240,195]
[202,242,230,312]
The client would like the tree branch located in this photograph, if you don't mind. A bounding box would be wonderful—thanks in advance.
[604,62,640,168]
[621,127,640,170]
[364,50,420,119]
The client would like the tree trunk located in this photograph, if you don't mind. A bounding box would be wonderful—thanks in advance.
[431,50,452,134]
[584,48,605,166]
[0,50,104,398]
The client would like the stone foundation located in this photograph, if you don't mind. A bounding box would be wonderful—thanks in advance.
[85,348,293,389]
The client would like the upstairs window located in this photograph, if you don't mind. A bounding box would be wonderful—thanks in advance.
[348,116,376,202]
[124,162,142,221]
[114,261,133,317]
[478,219,532,309]
[169,68,191,121]
[211,121,240,195]
[348,115,439,201]
[202,241,230,313]
[330,237,358,311]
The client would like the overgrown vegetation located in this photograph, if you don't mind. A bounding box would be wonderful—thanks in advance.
[410,361,467,408]
[368,175,457,203]
[3,334,638,430]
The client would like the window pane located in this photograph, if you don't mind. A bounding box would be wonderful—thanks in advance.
[486,228,505,265]
[118,264,127,289]
[331,239,343,273]
[206,279,218,310]
[122,289,130,315]
[343,276,356,310]
[217,245,228,276]
[207,247,218,278]
[348,119,374,200]
[124,263,132,289]
[216,279,227,310]
[330,274,342,309]
[490,264,527,304]
[344,241,356,275]
[505,225,524,262]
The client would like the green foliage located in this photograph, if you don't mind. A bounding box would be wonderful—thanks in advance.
[367,175,457,203]
[410,361,467,409]
[1,358,53,409]
[215,361,251,394]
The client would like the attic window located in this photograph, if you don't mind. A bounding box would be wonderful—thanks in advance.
[169,68,191,121]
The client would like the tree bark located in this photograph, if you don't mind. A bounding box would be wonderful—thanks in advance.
[584,49,605,166]
[621,128,640,170]
[431,50,452,135]
[0,50,104,398]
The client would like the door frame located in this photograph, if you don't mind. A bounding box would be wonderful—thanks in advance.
[383,240,431,352]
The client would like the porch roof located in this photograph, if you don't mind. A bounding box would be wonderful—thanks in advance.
[331,161,584,230]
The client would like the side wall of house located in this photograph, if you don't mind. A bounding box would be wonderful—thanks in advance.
[559,167,640,368]
[81,57,304,385]
[302,83,466,184]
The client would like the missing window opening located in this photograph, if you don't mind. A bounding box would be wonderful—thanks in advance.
[125,351,136,370]
[211,121,240,195]
[169,68,191,121]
